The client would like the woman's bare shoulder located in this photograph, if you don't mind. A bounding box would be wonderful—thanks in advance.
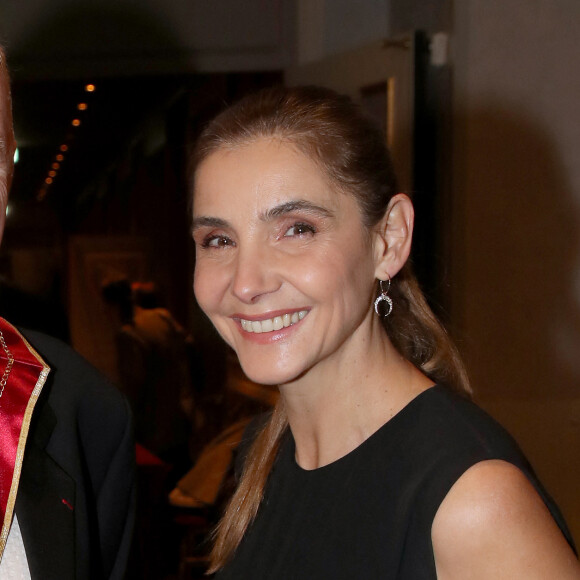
[432,459,579,580]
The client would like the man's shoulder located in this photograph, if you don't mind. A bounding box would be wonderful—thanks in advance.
[19,327,129,421]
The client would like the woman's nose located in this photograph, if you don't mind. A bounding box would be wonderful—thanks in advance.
[230,243,280,304]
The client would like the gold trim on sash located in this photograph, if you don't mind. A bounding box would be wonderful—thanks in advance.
[0,323,50,562]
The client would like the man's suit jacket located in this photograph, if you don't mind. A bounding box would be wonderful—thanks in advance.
[14,329,135,580]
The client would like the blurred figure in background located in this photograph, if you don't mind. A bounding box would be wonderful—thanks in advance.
[102,278,195,476]
[169,351,277,512]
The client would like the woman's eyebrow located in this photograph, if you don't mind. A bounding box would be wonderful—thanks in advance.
[191,200,334,234]
[261,200,335,221]
[191,216,229,234]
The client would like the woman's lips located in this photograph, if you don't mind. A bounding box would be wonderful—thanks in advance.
[237,310,308,334]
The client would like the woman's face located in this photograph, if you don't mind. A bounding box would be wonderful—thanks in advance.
[192,138,380,386]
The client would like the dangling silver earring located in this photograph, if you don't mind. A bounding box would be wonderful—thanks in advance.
[374,277,393,317]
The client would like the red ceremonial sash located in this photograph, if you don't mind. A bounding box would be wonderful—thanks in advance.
[0,318,50,561]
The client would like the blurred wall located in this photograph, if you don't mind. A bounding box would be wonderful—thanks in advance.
[0,0,295,78]
[296,0,390,63]
[452,0,580,540]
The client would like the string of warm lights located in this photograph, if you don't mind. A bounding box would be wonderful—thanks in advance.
[37,83,96,201]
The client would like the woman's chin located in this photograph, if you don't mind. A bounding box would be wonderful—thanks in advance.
[238,359,304,388]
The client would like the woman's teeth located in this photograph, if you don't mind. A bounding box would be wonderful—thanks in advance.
[240,310,307,333]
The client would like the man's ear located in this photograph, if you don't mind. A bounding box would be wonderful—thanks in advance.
[372,193,414,280]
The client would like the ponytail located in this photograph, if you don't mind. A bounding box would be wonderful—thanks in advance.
[208,400,288,573]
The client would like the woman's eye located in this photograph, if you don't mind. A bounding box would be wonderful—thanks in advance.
[283,223,316,238]
[201,235,234,248]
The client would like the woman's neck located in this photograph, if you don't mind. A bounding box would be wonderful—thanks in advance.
[279,327,434,470]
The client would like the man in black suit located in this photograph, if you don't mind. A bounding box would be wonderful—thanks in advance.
[0,47,135,579]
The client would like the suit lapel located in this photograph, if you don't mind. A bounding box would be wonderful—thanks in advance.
[16,395,77,580]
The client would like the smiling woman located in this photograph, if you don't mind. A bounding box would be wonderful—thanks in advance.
[189,86,579,579]
[192,137,383,386]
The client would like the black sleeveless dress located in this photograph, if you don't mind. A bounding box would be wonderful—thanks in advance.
[216,385,576,579]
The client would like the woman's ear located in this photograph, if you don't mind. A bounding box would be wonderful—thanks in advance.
[372,193,414,280]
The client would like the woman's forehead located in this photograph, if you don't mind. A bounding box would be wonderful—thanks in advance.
[194,139,338,209]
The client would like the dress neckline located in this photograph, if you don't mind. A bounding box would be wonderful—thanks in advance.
[286,384,444,476]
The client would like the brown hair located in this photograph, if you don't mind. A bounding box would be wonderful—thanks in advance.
[190,85,470,572]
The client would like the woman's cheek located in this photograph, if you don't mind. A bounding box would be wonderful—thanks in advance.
[194,260,228,315]
[193,262,214,313]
